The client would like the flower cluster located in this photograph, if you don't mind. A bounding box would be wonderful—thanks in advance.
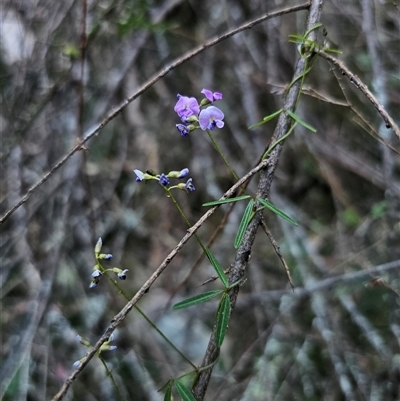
[89,237,129,288]
[175,89,224,137]
[133,167,195,193]
[73,334,117,368]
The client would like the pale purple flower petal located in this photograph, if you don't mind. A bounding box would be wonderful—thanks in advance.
[134,169,145,182]
[176,124,190,137]
[174,96,200,118]
[199,106,225,131]
[201,89,223,102]
[178,168,189,178]
[158,174,170,186]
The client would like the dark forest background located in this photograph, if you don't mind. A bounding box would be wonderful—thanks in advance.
[1,0,399,400]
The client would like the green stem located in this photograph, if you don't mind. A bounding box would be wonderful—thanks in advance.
[98,356,127,401]
[262,31,319,160]
[133,304,197,369]
[262,122,298,160]
[97,260,197,369]
[164,188,207,253]
[206,129,239,181]
[165,188,193,228]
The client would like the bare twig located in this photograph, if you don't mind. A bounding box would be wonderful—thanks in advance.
[317,50,400,140]
[77,0,87,140]
[0,1,310,227]
[299,86,399,154]
[260,217,294,290]
[238,259,400,303]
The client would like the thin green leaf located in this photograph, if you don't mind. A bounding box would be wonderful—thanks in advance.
[205,248,229,288]
[288,34,306,43]
[173,290,224,310]
[304,23,323,38]
[234,199,255,249]
[286,67,312,91]
[286,110,317,132]
[263,109,283,122]
[257,198,298,226]
[216,294,231,347]
[175,381,196,401]
[164,384,172,401]
[202,195,251,207]
[323,47,342,54]
[227,278,246,290]
[248,109,282,129]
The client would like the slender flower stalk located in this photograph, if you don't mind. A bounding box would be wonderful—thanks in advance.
[173,89,238,182]
[100,259,197,369]
[98,356,126,401]
[163,187,208,254]
[205,129,239,181]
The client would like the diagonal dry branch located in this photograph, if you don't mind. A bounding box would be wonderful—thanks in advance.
[238,259,400,303]
[51,151,274,401]
[317,50,400,140]
[191,1,324,399]
[0,1,310,227]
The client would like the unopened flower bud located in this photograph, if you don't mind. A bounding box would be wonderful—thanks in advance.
[95,237,102,255]
[89,277,100,288]
[185,115,199,123]
[72,360,81,368]
[92,269,102,278]
[167,168,189,179]
[99,335,117,353]
[99,253,113,260]
[100,343,117,352]
[77,335,92,347]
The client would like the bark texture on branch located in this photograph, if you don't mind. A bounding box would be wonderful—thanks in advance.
[191,1,324,399]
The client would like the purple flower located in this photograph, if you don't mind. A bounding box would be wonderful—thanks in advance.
[170,177,195,193]
[176,124,190,137]
[133,169,146,182]
[201,89,223,103]
[92,270,102,278]
[117,269,129,280]
[199,106,225,131]
[98,253,113,260]
[178,168,189,178]
[174,96,200,118]
[185,178,195,192]
[134,169,155,182]
[158,174,170,186]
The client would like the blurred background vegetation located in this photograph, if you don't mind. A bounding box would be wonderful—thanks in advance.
[1,0,399,400]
